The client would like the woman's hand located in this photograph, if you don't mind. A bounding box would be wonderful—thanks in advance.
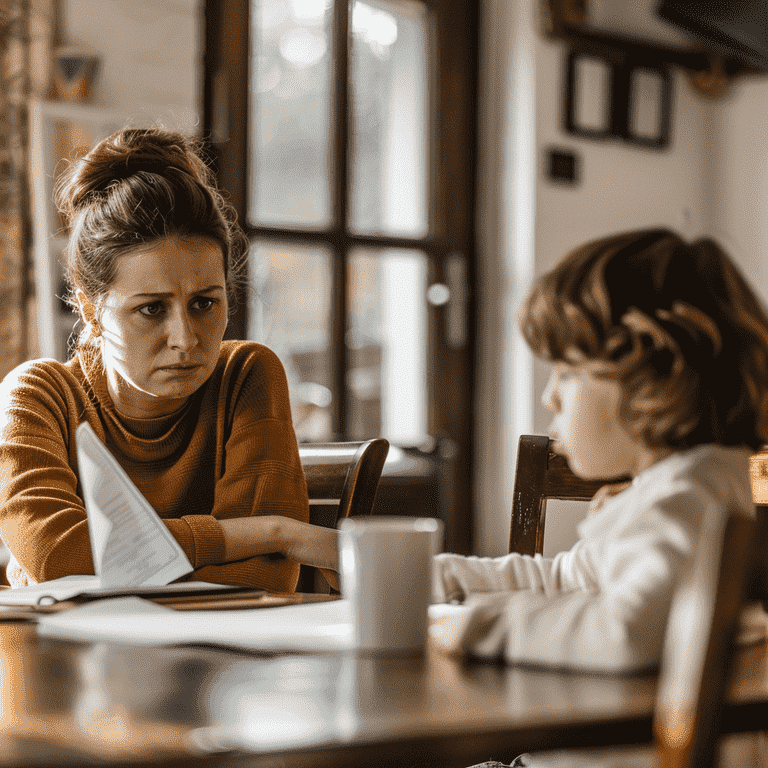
[279,518,340,572]
[218,515,339,572]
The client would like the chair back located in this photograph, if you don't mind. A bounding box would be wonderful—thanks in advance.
[509,434,629,556]
[748,453,768,609]
[654,510,756,768]
[297,438,389,592]
[510,435,760,766]
[511,434,768,605]
[300,438,389,526]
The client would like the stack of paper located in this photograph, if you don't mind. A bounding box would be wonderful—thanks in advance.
[35,598,467,652]
[0,422,236,610]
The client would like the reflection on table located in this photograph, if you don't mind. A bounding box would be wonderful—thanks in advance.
[0,620,765,768]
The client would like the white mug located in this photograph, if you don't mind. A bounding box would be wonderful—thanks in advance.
[339,516,443,654]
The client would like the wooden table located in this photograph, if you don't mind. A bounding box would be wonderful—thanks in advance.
[0,621,765,768]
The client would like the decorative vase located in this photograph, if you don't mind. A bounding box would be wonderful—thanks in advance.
[52,45,100,103]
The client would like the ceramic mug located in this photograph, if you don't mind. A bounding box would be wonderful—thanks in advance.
[339,516,443,654]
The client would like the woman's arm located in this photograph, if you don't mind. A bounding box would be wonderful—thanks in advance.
[174,344,315,590]
[217,516,339,571]
[0,361,99,585]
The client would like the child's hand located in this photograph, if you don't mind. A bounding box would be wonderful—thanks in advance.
[432,553,471,603]
[588,481,632,516]
[429,613,467,655]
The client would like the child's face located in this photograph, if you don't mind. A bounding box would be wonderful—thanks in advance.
[542,361,647,479]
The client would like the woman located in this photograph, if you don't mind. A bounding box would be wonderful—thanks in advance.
[0,126,337,589]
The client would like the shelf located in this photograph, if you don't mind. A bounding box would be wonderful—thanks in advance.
[547,21,751,74]
[30,99,129,361]
[30,97,126,125]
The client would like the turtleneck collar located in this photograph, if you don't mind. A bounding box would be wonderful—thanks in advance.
[77,350,205,458]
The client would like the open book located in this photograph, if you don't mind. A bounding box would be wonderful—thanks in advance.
[0,422,232,607]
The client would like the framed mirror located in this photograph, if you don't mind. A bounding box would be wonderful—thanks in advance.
[565,50,672,149]
[543,0,759,97]
[544,0,759,147]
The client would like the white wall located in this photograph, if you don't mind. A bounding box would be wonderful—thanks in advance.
[61,0,202,132]
[708,77,768,308]
[61,0,768,558]
[475,0,721,556]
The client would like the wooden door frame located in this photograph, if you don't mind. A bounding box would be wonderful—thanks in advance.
[202,0,480,553]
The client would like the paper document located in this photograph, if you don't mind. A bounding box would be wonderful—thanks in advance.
[38,597,354,651]
[36,599,470,652]
[0,576,238,607]
[0,424,199,606]
[76,421,193,587]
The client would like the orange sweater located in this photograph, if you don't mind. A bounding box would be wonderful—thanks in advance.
[0,341,309,589]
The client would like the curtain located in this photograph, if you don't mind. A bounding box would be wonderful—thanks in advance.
[0,0,31,378]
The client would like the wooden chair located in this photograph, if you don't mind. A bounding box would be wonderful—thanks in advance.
[521,509,756,768]
[510,434,630,556]
[297,438,389,592]
[511,434,768,610]
[653,510,755,768]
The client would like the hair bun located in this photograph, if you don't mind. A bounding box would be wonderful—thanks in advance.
[56,127,206,217]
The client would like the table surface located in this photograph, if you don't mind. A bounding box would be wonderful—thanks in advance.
[0,620,766,768]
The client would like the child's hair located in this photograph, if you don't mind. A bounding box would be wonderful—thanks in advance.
[55,126,247,355]
[520,228,768,451]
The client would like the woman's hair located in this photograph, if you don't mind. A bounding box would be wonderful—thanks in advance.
[520,228,768,450]
[55,126,247,353]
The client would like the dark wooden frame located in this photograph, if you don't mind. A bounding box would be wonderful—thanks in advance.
[203,0,480,554]
[298,437,389,592]
[509,434,630,556]
[564,49,673,149]
[511,434,768,614]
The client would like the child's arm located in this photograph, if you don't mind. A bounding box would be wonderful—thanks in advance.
[432,486,714,672]
[433,543,597,603]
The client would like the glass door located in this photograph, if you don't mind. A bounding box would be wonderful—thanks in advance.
[205,0,479,552]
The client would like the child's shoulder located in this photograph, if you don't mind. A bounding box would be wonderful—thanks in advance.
[660,443,751,482]
[637,443,753,509]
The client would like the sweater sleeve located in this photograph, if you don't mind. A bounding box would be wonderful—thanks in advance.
[432,542,599,603]
[0,362,95,584]
[432,484,710,672]
[168,344,309,590]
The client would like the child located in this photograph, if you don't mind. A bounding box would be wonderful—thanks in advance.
[432,228,768,676]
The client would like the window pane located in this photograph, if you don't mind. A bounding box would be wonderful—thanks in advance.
[248,0,333,227]
[348,249,428,443]
[350,0,429,237]
[249,241,333,441]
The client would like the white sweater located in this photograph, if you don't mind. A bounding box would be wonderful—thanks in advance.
[432,444,755,672]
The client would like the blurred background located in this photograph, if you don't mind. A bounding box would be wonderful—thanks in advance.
[3,0,768,557]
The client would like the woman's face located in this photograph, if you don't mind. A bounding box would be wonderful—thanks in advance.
[79,235,229,419]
